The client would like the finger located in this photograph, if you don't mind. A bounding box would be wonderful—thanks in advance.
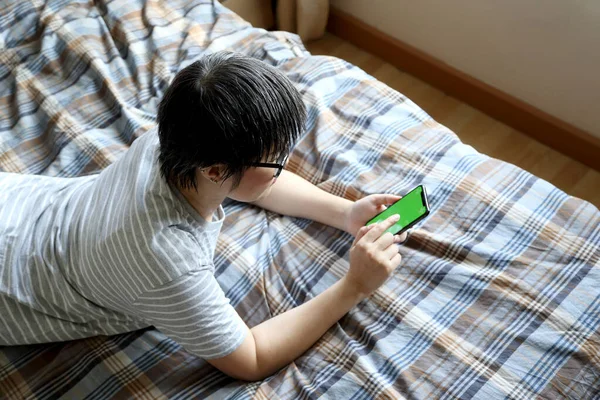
[353,226,370,244]
[383,241,399,260]
[372,194,401,209]
[390,252,402,270]
[364,214,400,242]
[382,194,402,205]
[394,231,408,244]
[375,231,396,250]
[353,224,375,245]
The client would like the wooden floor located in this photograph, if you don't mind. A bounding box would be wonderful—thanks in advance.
[306,34,600,209]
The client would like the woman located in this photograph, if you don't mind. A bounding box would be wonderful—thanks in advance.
[0,51,407,381]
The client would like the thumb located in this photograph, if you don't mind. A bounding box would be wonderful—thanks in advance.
[375,194,401,206]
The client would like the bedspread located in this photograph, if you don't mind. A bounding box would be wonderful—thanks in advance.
[1,0,599,399]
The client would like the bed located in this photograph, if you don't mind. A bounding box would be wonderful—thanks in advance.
[1,0,599,398]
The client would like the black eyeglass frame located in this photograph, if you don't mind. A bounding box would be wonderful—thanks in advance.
[249,153,289,178]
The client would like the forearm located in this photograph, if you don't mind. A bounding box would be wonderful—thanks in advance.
[250,170,353,233]
[250,277,365,379]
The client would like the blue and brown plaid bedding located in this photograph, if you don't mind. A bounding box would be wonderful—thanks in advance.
[1,0,599,398]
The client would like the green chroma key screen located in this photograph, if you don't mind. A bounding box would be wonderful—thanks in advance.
[365,185,429,235]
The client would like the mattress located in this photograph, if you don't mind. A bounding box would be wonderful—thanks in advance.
[1,0,599,398]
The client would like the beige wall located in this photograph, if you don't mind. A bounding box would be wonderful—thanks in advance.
[331,0,600,139]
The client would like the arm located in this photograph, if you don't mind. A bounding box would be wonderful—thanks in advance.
[206,215,403,381]
[249,170,354,234]
[132,262,366,382]
[207,276,366,381]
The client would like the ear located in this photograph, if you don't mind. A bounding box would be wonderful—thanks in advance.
[199,165,224,182]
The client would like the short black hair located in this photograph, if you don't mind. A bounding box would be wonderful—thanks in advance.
[157,51,306,191]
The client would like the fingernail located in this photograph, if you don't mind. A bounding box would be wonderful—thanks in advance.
[400,231,411,244]
[391,214,400,221]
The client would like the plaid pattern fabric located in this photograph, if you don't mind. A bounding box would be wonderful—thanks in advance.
[1,0,599,398]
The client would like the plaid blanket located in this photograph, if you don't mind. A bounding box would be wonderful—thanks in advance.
[1,0,599,398]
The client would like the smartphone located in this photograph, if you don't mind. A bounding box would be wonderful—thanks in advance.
[365,185,430,235]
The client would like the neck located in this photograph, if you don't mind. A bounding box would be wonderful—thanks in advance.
[177,181,227,223]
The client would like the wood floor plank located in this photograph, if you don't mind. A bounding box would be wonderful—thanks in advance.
[521,141,571,185]
[372,64,422,95]
[552,160,592,195]
[428,96,463,124]
[305,34,599,209]
[570,170,600,206]
[460,117,513,158]
[434,102,479,135]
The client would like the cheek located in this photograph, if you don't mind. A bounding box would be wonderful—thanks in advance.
[236,169,272,193]
[248,169,273,185]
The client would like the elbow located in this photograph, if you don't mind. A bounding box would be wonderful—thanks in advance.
[204,329,275,382]
[239,358,269,382]
[237,371,266,382]
[221,367,267,382]
[223,364,266,382]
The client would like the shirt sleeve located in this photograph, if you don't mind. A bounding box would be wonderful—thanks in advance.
[130,269,249,360]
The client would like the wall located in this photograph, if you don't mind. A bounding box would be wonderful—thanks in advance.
[331,0,600,138]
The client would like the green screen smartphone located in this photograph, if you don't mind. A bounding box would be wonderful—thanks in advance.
[365,185,430,235]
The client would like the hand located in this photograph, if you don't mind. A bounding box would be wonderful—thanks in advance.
[344,214,404,298]
[344,194,408,243]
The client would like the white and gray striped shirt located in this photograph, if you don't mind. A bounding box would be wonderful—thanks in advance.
[0,128,248,359]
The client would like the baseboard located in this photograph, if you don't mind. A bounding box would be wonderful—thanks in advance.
[327,7,600,172]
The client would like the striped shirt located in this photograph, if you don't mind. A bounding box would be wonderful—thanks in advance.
[0,128,248,359]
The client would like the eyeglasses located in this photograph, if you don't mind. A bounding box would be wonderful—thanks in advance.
[250,153,289,178]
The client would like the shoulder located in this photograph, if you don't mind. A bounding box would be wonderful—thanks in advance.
[129,267,248,360]
[143,224,215,279]
[131,267,216,304]
[149,225,203,261]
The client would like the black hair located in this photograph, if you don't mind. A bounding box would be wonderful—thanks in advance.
[157,51,307,191]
